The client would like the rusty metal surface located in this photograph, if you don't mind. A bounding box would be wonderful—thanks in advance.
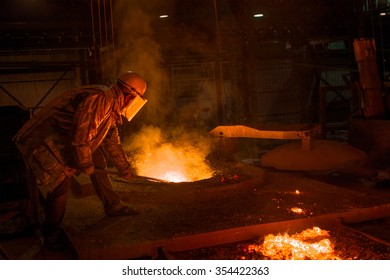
[353,38,384,118]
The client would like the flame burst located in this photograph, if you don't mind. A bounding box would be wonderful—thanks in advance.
[245,227,340,260]
[124,126,215,182]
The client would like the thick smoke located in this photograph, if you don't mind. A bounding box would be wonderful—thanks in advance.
[111,0,170,125]
[110,0,218,127]
[112,1,220,173]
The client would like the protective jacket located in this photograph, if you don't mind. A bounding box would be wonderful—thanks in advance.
[13,85,131,193]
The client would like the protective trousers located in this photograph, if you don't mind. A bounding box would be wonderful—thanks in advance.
[44,148,121,229]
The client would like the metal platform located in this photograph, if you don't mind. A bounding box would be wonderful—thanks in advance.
[2,164,389,260]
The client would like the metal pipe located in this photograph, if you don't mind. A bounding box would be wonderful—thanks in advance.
[90,0,96,50]
[97,0,103,49]
[89,0,99,83]
[109,0,116,74]
[103,0,109,45]
[0,47,90,54]
[340,223,390,247]
[212,0,224,123]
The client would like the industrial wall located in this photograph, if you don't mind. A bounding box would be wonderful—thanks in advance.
[0,50,89,112]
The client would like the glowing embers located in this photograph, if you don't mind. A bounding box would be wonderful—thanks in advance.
[290,189,305,214]
[124,126,215,183]
[290,207,305,214]
[243,227,341,260]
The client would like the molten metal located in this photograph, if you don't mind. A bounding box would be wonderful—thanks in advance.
[244,227,341,260]
[125,126,215,182]
[132,143,214,182]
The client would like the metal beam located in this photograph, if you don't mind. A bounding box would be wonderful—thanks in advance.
[208,124,321,150]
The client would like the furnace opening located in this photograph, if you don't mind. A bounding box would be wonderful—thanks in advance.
[123,125,215,183]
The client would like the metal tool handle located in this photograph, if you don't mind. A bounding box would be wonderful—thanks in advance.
[108,170,169,183]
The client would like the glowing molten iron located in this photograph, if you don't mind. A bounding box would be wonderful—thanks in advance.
[134,143,214,182]
[245,227,340,260]
[125,126,215,183]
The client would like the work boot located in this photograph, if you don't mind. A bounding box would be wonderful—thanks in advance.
[106,204,140,217]
[43,227,68,251]
[373,169,390,181]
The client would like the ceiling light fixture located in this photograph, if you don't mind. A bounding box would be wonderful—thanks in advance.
[253,13,264,18]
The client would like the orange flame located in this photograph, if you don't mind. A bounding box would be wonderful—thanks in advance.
[132,142,214,182]
[244,227,340,260]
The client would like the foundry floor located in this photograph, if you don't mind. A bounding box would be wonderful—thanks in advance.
[1,161,390,260]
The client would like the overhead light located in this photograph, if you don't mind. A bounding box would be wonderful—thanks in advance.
[253,13,264,18]
[159,15,169,19]
[380,12,386,16]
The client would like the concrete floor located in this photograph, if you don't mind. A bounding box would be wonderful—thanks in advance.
[1,161,389,260]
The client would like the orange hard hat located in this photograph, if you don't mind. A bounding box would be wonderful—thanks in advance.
[117,71,147,96]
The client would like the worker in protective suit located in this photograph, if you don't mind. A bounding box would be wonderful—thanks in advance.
[13,71,148,251]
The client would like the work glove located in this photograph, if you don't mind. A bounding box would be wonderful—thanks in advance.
[80,163,95,175]
[121,168,134,181]
[372,169,390,182]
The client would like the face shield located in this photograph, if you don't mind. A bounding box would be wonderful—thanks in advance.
[121,93,148,122]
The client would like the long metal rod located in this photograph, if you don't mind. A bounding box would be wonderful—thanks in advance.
[213,0,224,123]
[90,0,96,51]
[97,0,103,49]
[103,0,108,45]
[90,0,99,82]
[109,0,115,64]
[340,223,390,247]
[108,171,170,183]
